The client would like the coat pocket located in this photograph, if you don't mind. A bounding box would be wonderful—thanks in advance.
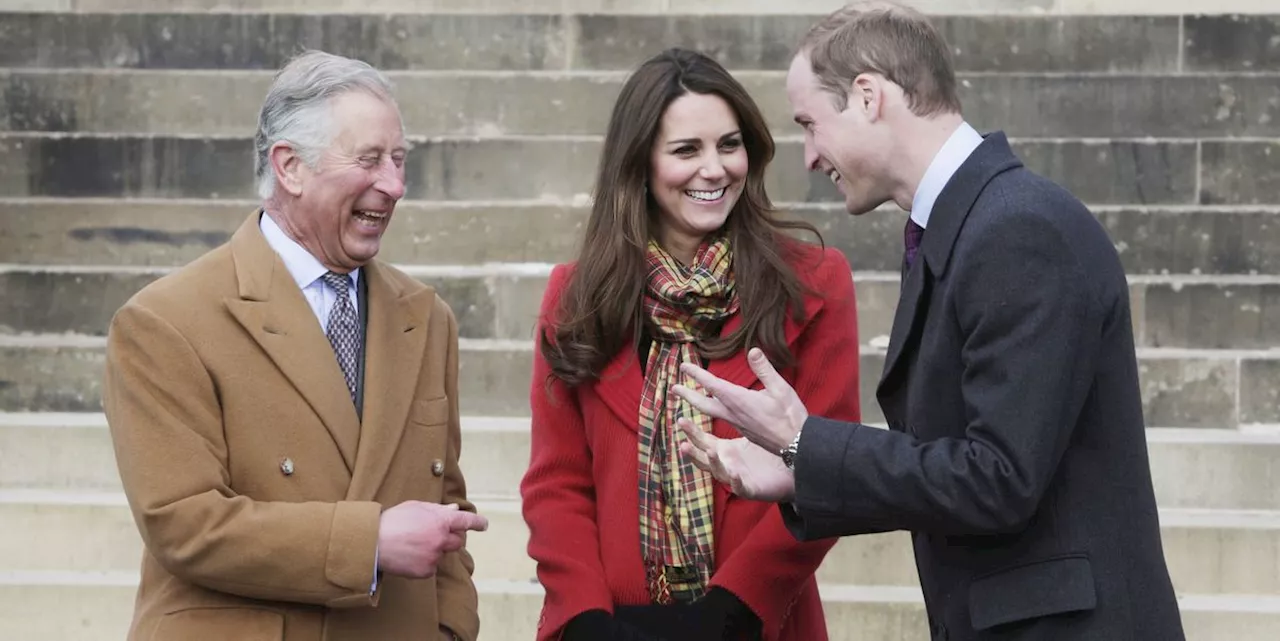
[408,396,449,426]
[968,554,1097,631]
[152,607,283,640]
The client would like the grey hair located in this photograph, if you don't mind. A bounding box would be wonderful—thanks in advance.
[254,50,398,200]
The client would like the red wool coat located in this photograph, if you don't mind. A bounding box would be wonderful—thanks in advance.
[521,244,862,641]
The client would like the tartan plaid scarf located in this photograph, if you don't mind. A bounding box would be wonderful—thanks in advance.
[637,235,739,604]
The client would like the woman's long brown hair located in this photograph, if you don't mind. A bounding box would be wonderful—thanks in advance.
[541,48,823,387]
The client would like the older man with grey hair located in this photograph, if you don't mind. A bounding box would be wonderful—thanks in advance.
[104,50,487,641]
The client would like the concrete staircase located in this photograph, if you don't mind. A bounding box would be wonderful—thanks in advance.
[2,1,1280,639]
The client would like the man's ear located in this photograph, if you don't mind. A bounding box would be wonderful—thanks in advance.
[269,142,305,197]
[851,73,885,123]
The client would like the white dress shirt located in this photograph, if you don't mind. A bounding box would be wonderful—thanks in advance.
[259,213,360,330]
[910,121,984,229]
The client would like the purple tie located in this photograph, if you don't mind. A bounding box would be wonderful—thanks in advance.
[904,218,925,270]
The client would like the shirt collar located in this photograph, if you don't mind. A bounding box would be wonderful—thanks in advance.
[909,121,983,229]
[259,212,359,291]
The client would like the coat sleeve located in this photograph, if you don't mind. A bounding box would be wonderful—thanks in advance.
[435,303,481,641]
[519,264,616,640]
[103,301,381,608]
[709,247,862,636]
[786,212,1103,539]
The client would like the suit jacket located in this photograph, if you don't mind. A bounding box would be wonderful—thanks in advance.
[521,244,861,641]
[103,211,480,641]
[783,134,1184,640]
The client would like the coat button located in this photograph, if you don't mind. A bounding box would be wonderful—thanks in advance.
[431,459,445,476]
[280,458,295,476]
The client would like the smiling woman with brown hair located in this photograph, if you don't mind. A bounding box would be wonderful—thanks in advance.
[519,48,862,641]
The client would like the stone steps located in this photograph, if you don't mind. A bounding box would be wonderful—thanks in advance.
[1,5,1277,639]
[3,199,1279,275]
[0,491,538,582]
[1,11,1276,73]
[0,414,533,500]
[3,0,1279,16]
[6,132,1276,206]
[4,490,1280,595]
[0,12,1192,73]
[1,337,1277,426]
[2,559,1280,640]
[5,69,1280,139]
[4,413,1280,508]
[4,264,1280,350]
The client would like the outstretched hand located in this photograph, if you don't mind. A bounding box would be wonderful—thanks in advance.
[678,417,795,503]
[671,348,808,454]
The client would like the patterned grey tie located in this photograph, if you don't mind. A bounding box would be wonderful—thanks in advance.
[321,271,360,404]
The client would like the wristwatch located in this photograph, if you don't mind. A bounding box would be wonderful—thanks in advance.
[779,428,803,469]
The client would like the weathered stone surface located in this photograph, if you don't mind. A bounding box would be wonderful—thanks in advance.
[421,276,498,340]
[418,274,551,342]
[0,200,588,267]
[10,72,1280,140]
[70,0,666,12]
[0,345,105,413]
[0,342,539,416]
[0,13,1182,72]
[0,499,536,581]
[405,137,601,201]
[0,13,571,70]
[2,343,1262,429]
[1007,140,1198,206]
[489,275,551,342]
[1137,356,1238,429]
[0,270,893,343]
[1130,283,1148,347]
[455,347,535,417]
[0,419,531,496]
[9,578,1278,641]
[1240,358,1280,424]
[1185,15,1280,72]
[818,517,1280,595]
[1098,208,1280,276]
[1200,141,1280,205]
[0,425,120,491]
[960,75,1280,138]
[2,135,1200,205]
[3,0,1265,14]
[777,138,1200,205]
[937,15,1181,73]
[1147,438,1280,510]
[574,15,1179,72]
[0,271,157,336]
[8,201,1279,276]
[0,70,271,135]
[0,135,251,198]
[8,418,1280,516]
[1161,521,1280,595]
[1143,282,1280,349]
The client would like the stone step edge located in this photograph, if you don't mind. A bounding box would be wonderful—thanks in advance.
[3,334,1279,361]
[0,0,1276,17]
[5,131,1280,145]
[7,262,1280,287]
[9,68,1280,80]
[0,488,522,513]
[5,197,1280,214]
[0,571,1275,613]
[0,411,526,433]
[4,412,1278,441]
[3,489,1279,530]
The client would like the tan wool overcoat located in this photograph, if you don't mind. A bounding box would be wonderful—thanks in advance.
[103,212,479,641]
